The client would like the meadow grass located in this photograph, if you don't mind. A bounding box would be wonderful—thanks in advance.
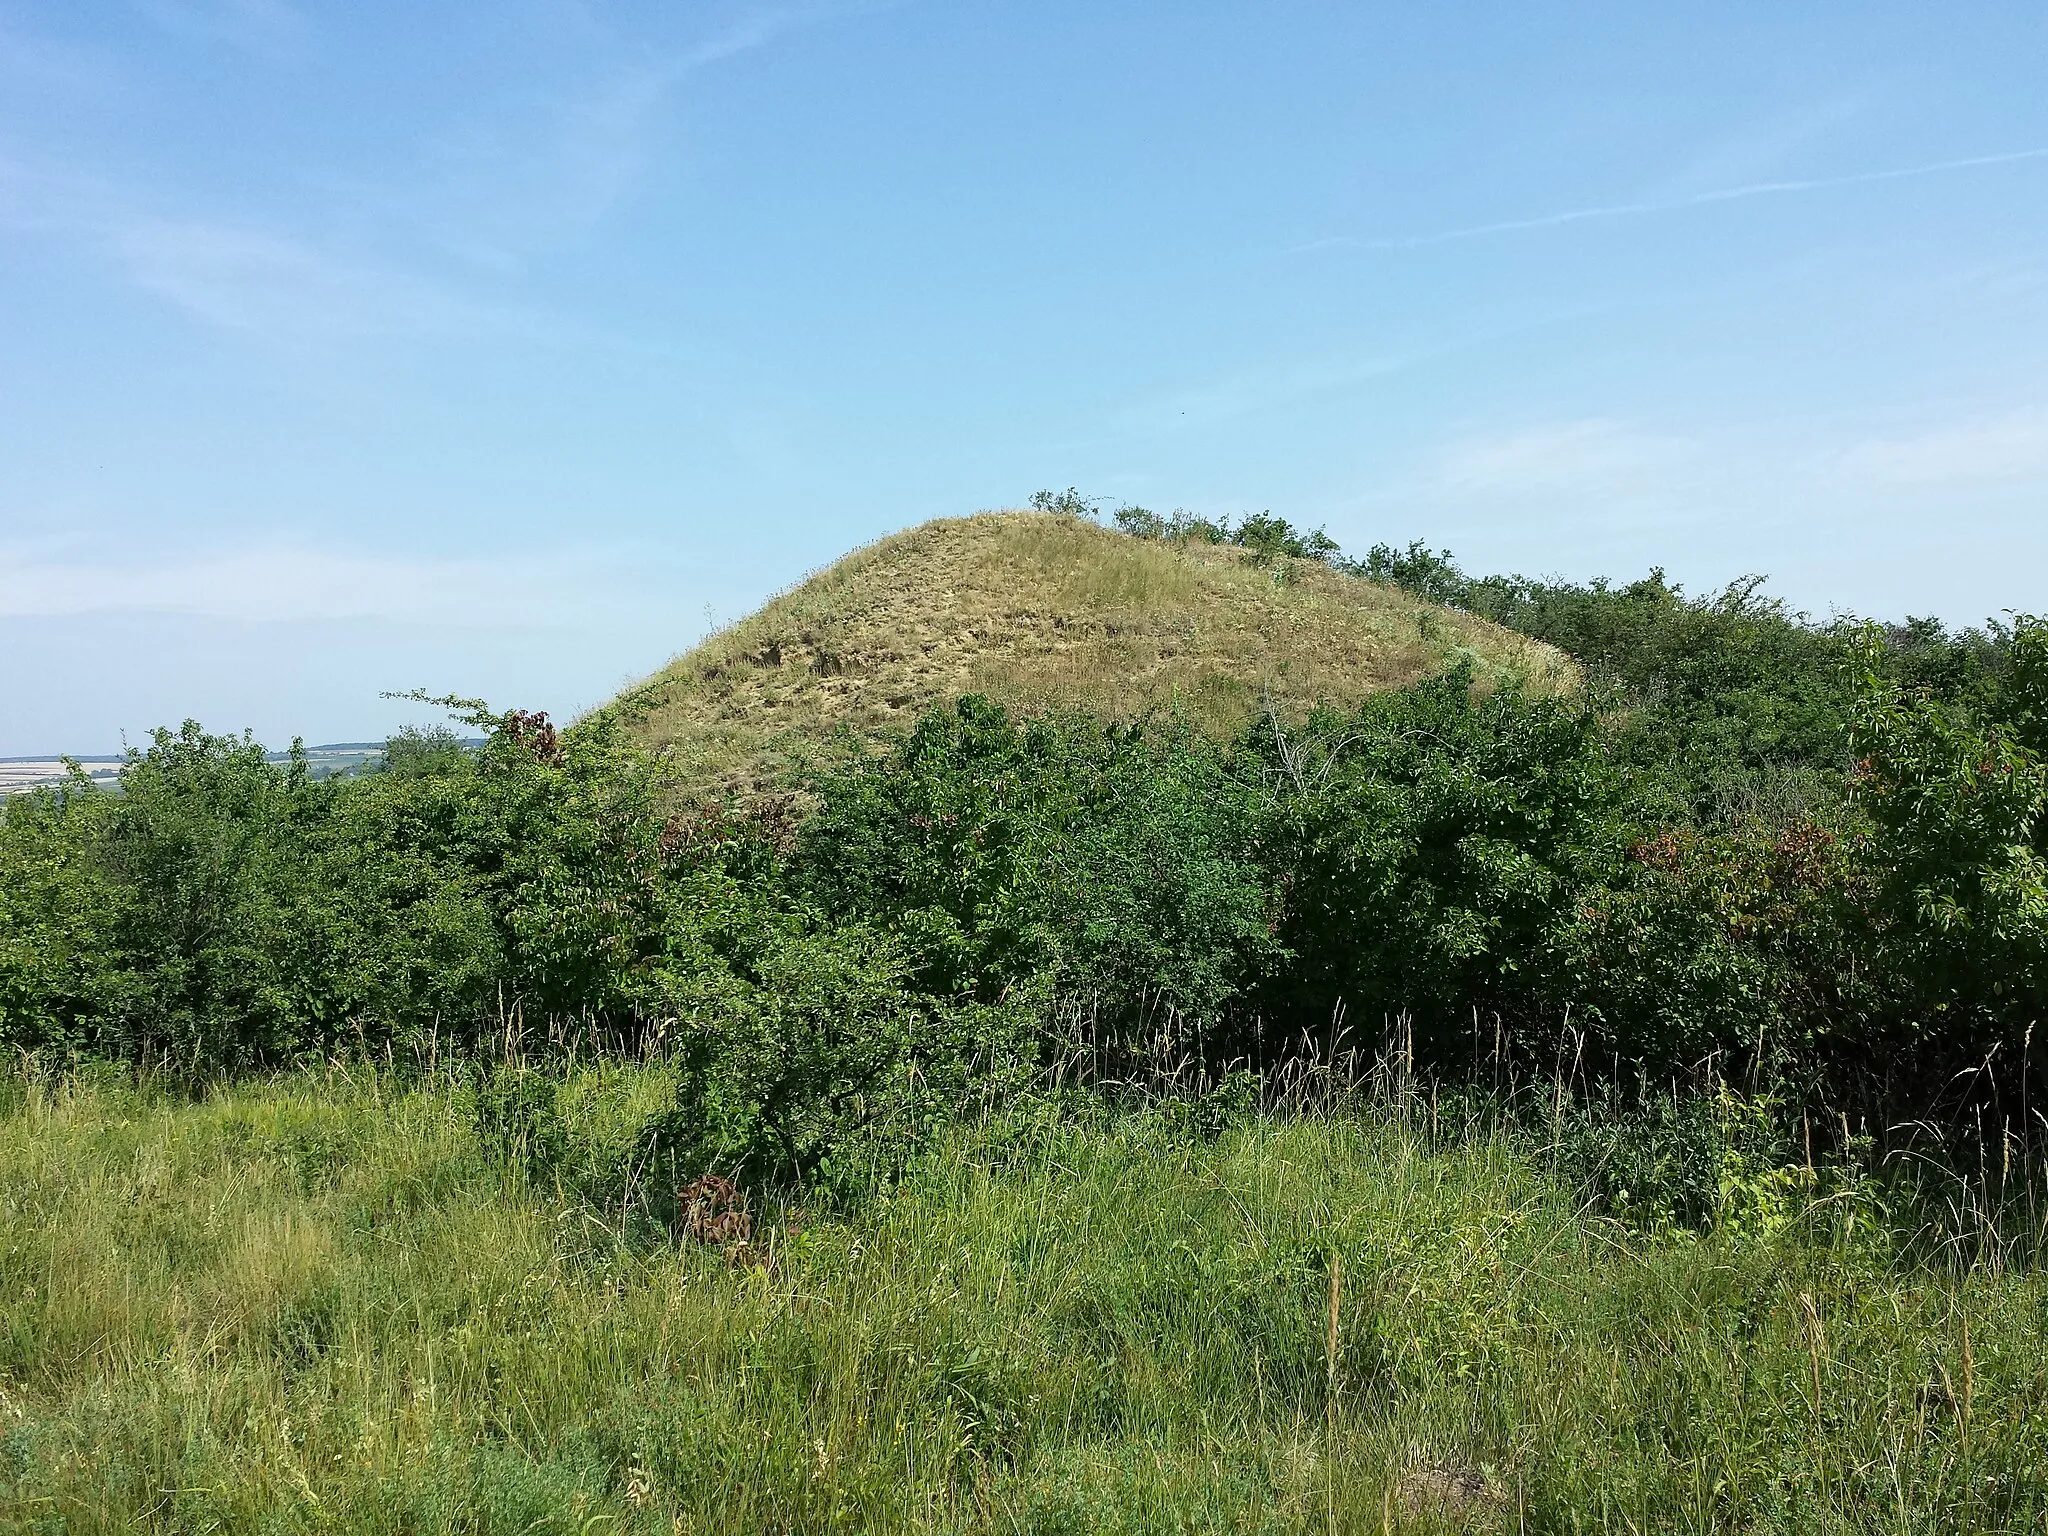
[2,1065,2045,1533]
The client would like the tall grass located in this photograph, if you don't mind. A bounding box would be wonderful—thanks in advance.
[3,1062,2046,1532]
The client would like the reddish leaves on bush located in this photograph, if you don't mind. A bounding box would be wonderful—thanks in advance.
[677,1174,752,1248]
[657,796,799,867]
[502,709,562,764]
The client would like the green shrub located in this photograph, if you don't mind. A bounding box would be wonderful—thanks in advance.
[374,724,474,778]
[1846,615,2048,1085]
[797,697,1284,1043]
[1359,539,2008,801]
[32,724,332,1066]
[1556,812,1872,1078]
[667,919,1038,1198]
[6,594,2046,1156]
[0,776,132,1053]
[1258,666,1640,1063]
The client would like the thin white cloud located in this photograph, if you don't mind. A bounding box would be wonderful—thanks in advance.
[680,8,820,67]
[1305,146,2048,253]
[1820,406,2048,486]
[0,7,854,339]
[377,7,877,273]
[1650,98,1867,197]
[109,215,522,338]
[0,541,640,628]
[0,154,534,341]
[1114,353,1414,433]
[413,62,688,273]
[1439,419,1700,495]
[1331,419,1729,555]
[1110,314,1599,436]
[0,15,119,96]
[131,0,308,59]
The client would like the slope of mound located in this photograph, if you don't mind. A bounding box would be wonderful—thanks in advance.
[602,512,1571,794]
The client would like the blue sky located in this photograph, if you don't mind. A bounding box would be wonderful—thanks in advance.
[4,1,2046,753]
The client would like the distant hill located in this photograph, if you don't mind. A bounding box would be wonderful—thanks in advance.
[599,511,1571,795]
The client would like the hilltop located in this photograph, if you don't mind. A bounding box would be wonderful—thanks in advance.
[600,511,1569,794]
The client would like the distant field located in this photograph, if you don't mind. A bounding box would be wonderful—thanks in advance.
[0,758,122,794]
[0,744,387,795]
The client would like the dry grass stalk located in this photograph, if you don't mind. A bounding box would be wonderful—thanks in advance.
[1326,1250,1342,1536]
[1396,1452,1505,1525]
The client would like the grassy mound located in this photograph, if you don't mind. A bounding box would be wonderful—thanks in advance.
[601,511,1569,794]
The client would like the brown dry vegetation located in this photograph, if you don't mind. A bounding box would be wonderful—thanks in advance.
[598,511,1571,795]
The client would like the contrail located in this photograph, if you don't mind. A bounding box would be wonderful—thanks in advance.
[1306,146,2048,253]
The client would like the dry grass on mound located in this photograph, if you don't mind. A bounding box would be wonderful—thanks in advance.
[602,512,1571,795]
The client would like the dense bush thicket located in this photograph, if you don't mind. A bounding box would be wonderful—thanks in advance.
[5,514,2045,1187]
[1111,501,2010,799]
[1356,537,2010,797]
[0,707,1032,1196]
